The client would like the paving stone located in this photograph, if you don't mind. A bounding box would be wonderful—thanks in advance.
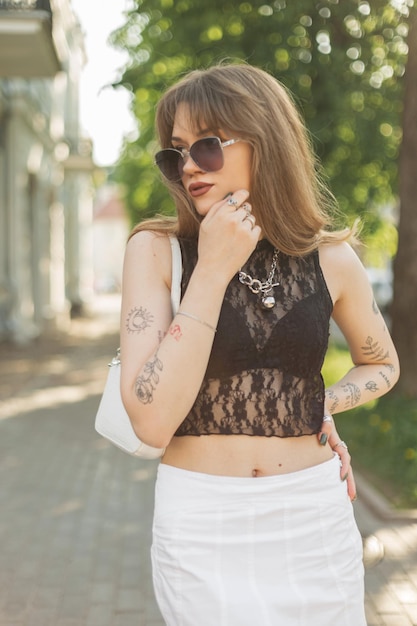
[112,614,145,626]
[365,597,383,626]
[25,608,58,626]
[404,603,417,624]
[380,615,413,626]
[116,588,145,612]
[392,581,417,605]
[85,604,114,626]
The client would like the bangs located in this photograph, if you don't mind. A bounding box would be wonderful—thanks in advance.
[156,72,241,146]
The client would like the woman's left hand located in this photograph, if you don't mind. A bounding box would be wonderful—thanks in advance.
[318,416,357,502]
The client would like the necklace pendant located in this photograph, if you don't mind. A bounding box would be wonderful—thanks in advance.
[261,294,276,310]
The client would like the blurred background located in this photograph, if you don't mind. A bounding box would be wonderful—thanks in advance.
[0,0,416,504]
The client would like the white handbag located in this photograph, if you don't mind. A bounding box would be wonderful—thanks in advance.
[94,235,182,458]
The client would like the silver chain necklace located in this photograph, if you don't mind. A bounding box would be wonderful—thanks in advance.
[238,248,280,310]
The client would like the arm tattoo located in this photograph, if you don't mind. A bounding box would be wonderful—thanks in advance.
[135,352,163,404]
[361,336,389,362]
[365,380,379,393]
[341,382,361,409]
[126,306,154,334]
[378,370,391,389]
[169,323,183,342]
[325,389,340,413]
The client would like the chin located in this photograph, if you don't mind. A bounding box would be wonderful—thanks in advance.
[193,202,211,217]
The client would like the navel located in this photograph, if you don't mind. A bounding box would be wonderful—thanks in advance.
[252,463,283,477]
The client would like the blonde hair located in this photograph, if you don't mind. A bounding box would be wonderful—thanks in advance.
[131,63,356,254]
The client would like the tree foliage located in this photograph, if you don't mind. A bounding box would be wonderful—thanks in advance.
[111,0,410,249]
[391,3,417,395]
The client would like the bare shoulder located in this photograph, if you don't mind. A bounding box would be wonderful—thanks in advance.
[318,241,368,304]
[125,230,172,286]
[126,229,170,257]
[318,240,361,268]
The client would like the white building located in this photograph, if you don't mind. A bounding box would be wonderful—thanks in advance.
[93,184,129,295]
[0,0,94,342]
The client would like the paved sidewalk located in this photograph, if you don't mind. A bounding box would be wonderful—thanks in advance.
[1,295,416,626]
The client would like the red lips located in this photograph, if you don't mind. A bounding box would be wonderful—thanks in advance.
[188,182,213,197]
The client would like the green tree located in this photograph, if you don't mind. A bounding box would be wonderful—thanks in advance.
[391,3,417,396]
[111,0,408,254]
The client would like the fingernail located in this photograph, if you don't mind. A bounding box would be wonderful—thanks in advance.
[342,472,348,481]
[352,495,357,502]
[319,433,328,446]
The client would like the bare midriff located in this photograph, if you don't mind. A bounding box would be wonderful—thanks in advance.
[161,434,334,477]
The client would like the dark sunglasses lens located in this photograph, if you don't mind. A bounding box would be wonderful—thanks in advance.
[155,150,182,181]
[191,137,223,172]
[155,138,224,181]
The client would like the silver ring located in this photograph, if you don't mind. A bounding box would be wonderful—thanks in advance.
[227,197,238,207]
[334,440,348,450]
[323,415,332,423]
[243,214,256,228]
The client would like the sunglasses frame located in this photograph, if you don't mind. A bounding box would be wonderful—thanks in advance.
[155,136,241,182]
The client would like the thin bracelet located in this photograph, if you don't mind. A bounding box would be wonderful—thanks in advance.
[177,311,217,333]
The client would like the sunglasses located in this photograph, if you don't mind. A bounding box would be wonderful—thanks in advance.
[155,136,241,182]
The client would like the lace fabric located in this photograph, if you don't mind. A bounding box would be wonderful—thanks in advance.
[175,238,333,438]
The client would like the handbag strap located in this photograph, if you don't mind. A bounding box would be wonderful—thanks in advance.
[169,235,182,314]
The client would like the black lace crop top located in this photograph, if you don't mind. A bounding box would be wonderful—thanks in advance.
[174,237,333,438]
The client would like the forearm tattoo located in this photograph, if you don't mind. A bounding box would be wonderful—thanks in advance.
[365,380,379,393]
[135,352,163,404]
[341,382,361,409]
[169,323,183,342]
[325,389,340,413]
[378,366,392,389]
[361,336,389,362]
[126,306,154,334]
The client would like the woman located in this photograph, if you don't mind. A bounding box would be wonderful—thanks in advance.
[120,64,399,625]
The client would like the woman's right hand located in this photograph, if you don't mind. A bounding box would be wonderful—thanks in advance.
[197,189,262,283]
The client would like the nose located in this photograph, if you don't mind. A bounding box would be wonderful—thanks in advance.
[181,150,202,175]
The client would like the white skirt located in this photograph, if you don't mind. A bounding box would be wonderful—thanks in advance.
[151,454,366,626]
